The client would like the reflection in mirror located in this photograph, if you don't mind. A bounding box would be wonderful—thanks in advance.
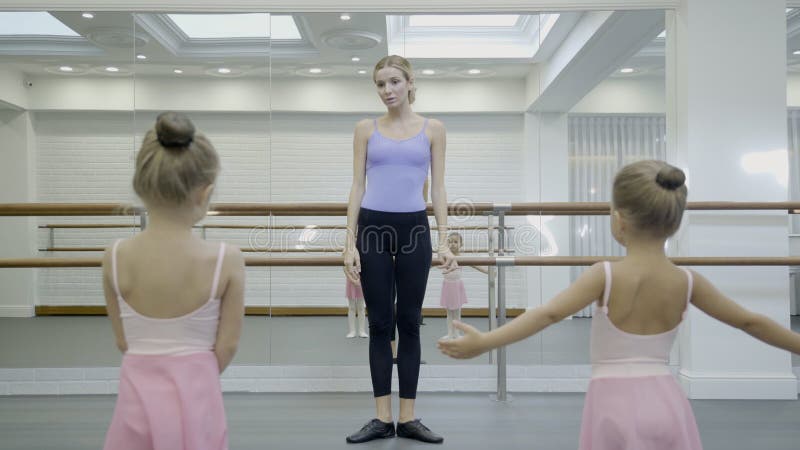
[266,13,401,365]
[0,9,669,376]
[534,9,667,366]
[0,11,137,367]
[131,11,273,365]
[787,8,800,339]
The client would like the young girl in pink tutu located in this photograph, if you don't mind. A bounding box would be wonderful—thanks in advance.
[102,112,245,450]
[439,160,800,450]
[439,232,488,340]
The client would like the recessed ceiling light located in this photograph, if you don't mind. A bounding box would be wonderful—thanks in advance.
[357,69,367,74]
[136,54,146,60]
[794,50,800,55]
[340,14,351,21]
[105,66,119,72]
[620,67,635,73]
[422,69,435,75]
[82,12,94,19]
[351,56,360,62]
[173,69,183,74]
[217,67,231,74]
[468,69,481,75]
[59,66,74,72]
[309,68,322,74]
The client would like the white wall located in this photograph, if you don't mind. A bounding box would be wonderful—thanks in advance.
[25,76,525,113]
[787,73,800,107]
[0,68,29,110]
[670,0,794,400]
[27,72,800,113]
[0,110,36,316]
[571,77,666,113]
[32,111,527,308]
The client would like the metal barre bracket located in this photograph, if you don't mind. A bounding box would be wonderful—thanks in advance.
[492,203,512,214]
[495,256,515,267]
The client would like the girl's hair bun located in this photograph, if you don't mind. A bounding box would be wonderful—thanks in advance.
[155,111,195,149]
[655,165,685,190]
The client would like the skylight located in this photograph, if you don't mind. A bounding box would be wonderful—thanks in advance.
[409,15,520,28]
[271,15,302,40]
[167,13,300,39]
[0,12,79,36]
[387,14,552,59]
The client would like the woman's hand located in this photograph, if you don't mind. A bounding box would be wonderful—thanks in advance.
[437,321,486,359]
[343,248,361,283]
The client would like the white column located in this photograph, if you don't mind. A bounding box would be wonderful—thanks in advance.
[668,0,795,399]
[0,110,36,317]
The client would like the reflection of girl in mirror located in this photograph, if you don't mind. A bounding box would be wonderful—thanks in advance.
[440,160,800,450]
[439,232,490,340]
[343,55,455,444]
[102,112,245,450]
[345,277,368,338]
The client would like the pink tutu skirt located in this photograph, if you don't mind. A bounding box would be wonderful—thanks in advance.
[579,375,703,450]
[104,352,228,450]
[345,278,364,300]
[440,279,468,310]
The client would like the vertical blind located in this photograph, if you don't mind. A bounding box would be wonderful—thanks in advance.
[568,115,667,317]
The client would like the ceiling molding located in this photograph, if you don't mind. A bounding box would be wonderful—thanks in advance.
[0,1,678,13]
[134,13,319,59]
[0,36,104,56]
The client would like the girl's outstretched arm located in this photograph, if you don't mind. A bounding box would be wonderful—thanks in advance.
[439,263,605,359]
[690,271,800,355]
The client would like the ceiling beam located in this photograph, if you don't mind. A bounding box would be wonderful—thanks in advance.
[527,9,663,112]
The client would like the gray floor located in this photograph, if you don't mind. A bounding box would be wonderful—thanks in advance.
[1,392,800,450]
[0,315,592,367]
[3,315,800,368]
[2,318,800,449]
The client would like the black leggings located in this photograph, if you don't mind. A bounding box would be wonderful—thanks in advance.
[357,208,431,399]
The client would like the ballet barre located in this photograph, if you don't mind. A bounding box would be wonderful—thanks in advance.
[38,222,512,248]
[3,201,800,216]
[36,247,508,253]
[4,256,800,268]
[4,254,800,404]
[38,223,511,230]
[4,201,800,402]
[32,305,525,318]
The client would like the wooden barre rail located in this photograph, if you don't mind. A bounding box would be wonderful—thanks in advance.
[37,247,506,253]
[34,305,527,317]
[4,202,800,217]
[3,256,800,268]
[38,224,513,230]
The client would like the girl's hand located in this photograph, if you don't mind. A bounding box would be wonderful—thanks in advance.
[343,248,361,283]
[437,247,458,274]
[437,321,486,359]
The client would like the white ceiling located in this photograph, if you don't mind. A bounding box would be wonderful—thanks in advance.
[0,11,654,81]
[5,9,798,82]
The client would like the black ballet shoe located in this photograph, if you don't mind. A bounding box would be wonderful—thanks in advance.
[346,419,395,444]
[396,419,443,444]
